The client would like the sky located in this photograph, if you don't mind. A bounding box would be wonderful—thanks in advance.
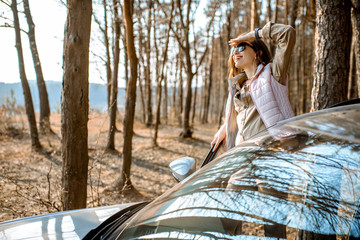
[0,0,70,84]
[0,0,207,86]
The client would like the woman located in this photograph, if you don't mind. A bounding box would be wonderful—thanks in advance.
[211,22,296,151]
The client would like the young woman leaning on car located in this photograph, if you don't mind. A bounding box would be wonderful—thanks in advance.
[211,22,296,151]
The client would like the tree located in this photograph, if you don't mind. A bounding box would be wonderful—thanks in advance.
[94,0,112,110]
[23,0,52,134]
[137,27,147,123]
[153,0,174,146]
[351,0,360,97]
[61,0,92,210]
[217,0,232,127]
[10,0,41,151]
[171,0,214,138]
[311,0,352,110]
[145,0,153,127]
[201,35,214,124]
[348,36,358,99]
[114,0,138,189]
[289,0,298,27]
[250,0,259,30]
[106,0,121,151]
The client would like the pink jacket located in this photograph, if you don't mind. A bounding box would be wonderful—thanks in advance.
[250,64,294,128]
[225,63,294,149]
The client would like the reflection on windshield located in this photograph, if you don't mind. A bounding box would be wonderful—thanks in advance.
[118,132,360,240]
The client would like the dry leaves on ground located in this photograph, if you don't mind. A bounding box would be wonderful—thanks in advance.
[0,113,218,222]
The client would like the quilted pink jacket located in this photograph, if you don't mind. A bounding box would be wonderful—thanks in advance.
[249,64,294,128]
[225,63,294,149]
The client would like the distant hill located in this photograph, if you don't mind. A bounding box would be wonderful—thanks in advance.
[0,81,126,113]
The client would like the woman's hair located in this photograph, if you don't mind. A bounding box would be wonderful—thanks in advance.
[227,38,272,78]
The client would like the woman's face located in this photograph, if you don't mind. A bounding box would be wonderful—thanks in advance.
[232,42,257,69]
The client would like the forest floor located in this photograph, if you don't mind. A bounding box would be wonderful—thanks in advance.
[0,112,219,222]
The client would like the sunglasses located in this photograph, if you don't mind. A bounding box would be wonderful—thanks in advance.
[231,42,257,56]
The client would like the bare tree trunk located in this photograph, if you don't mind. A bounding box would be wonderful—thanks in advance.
[122,32,129,90]
[311,0,351,111]
[294,23,301,115]
[284,0,288,24]
[250,0,259,30]
[273,0,279,23]
[289,0,298,27]
[182,67,194,138]
[153,0,174,146]
[300,8,307,113]
[201,65,208,124]
[269,0,279,56]
[61,0,92,210]
[106,0,121,151]
[218,1,231,127]
[179,0,194,137]
[178,54,184,126]
[94,0,113,111]
[145,0,153,127]
[153,18,161,145]
[288,0,299,114]
[289,0,300,115]
[308,0,316,29]
[153,8,160,127]
[104,0,112,111]
[138,66,146,123]
[23,0,52,134]
[245,0,251,31]
[304,0,316,114]
[11,0,41,152]
[172,80,176,117]
[348,37,358,99]
[267,0,272,23]
[191,74,198,125]
[351,1,360,97]
[138,24,146,123]
[172,53,178,118]
[202,37,214,124]
[153,81,162,146]
[199,68,205,122]
[117,0,138,189]
[163,74,168,124]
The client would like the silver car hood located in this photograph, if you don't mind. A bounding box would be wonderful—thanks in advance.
[0,203,136,239]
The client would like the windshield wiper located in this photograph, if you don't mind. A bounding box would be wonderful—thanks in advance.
[83,202,148,240]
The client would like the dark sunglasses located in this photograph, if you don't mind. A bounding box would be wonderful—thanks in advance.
[231,42,257,56]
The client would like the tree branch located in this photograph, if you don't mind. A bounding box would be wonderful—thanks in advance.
[93,12,105,34]
[185,0,192,32]
[154,0,185,51]
[177,0,186,31]
[0,0,11,8]
[0,22,28,34]
[0,15,13,23]
[0,22,12,28]
[193,4,218,76]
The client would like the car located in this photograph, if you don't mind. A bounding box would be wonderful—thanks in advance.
[1,103,360,239]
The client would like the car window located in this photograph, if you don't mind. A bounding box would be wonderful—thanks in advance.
[112,120,360,239]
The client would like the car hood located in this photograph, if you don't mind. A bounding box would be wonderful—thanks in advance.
[0,203,137,240]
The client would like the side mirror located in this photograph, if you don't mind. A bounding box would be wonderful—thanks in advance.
[169,157,196,182]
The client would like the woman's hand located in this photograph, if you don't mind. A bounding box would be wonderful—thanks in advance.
[228,31,256,47]
[211,124,226,152]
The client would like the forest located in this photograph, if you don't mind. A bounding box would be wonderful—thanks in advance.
[0,0,359,222]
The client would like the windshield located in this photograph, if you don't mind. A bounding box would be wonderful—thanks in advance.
[113,108,360,239]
